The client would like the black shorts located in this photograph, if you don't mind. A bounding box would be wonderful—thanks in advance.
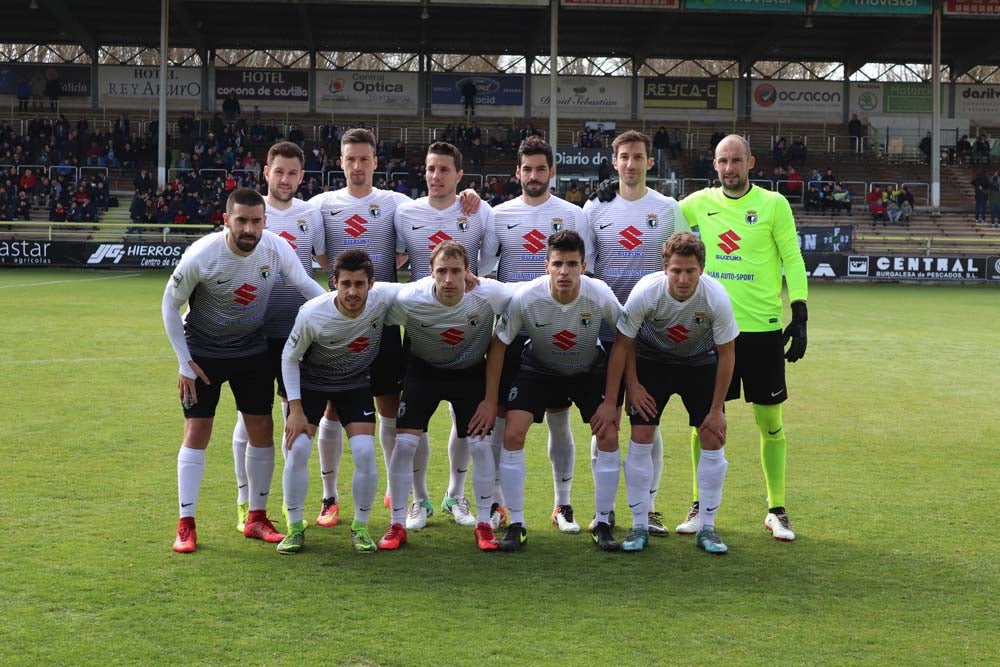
[300,385,377,427]
[397,358,486,438]
[182,351,274,419]
[371,325,405,397]
[505,365,616,424]
[500,334,571,411]
[629,359,718,427]
[727,330,787,405]
[267,336,288,399]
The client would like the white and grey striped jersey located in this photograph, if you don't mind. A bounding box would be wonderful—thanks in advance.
[617,272,738,366]
[163,230,324,370]
[386,277,515,370]
[282,282,405,398]
[482,196,587,283]
[261,198,326,337]
[495,275,621,376]
[312,188,410,282]
[581,189,688,341]
[395,197,493,280]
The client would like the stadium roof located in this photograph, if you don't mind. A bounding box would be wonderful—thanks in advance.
[1,1,997,76]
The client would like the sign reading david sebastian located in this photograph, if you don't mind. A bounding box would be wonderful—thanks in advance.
[643,77,735,110]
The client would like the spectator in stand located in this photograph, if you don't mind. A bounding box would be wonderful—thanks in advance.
[972,169,992,224]
[956,135,972,165]
[785,166,803,197]
[16,191,31,220]
[288,124,305,146]
[598,157,612,183]
[897,186,914,224]
[45,76,61,112]
[461,79,477,116]
[868,187,887,225]
[823,167,836,184]
[848,113,865,152]
[885,194,903,225]
[50,200,67,222]
[669,128,684,160]
[222,93,241,122]
[989,181,1000,229]
[653,127,668,154]
[804,184,821,212]
[16,80,31,112]
[564,181,584,207]
[918,132,932,162]
[134,168,154,195]
[788,137,807,166]
[973,134,992,165]
[467,137,485,171]
[772,137,788,169]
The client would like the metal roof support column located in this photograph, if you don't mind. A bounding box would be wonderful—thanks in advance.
[931,3,941,211]
[158,0,169,191]
[549,0,558,157]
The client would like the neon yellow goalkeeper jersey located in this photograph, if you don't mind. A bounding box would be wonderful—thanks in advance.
[680,185,807,332]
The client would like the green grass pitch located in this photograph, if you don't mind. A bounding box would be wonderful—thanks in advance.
[1,269,998,666]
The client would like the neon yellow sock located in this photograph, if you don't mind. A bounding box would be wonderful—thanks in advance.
[754,403,787,509]
[690,427,701,502]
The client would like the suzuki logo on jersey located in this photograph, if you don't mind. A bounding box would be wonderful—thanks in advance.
[278,230,298,249]
[665,324,689,344]
[87,244,125,264]
[522,229,546,254]
[233,283,258,306]
[552,330,577,351]
[619,226,643,251]
[440,328,465,346]
[345,214,367,238]
[428,230,453,250]
[347,337,370,354]
[718,230,741,255]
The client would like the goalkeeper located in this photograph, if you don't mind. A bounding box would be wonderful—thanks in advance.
[674,134,808,542]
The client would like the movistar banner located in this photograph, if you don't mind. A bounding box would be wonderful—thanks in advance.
[815,0,932,15]
[685,0,806,11]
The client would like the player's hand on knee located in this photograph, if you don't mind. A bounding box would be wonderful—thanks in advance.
[284,410,309,448]
[782,301,808,363]
[468,400,497,437]
[626,382,656,421]
[698,409,727,446]
[590,401,619,439]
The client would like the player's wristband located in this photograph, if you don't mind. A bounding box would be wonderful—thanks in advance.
[791,301,807,323]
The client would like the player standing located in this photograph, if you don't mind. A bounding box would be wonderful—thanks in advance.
[163,187,325,553]
[279,250,403,554]
[592,232,737,554]
[394,142,494,530]
[580,130,688,536]
[377,241,514,551]
[675,134,808,541]
[481,136,588,534]
[230,141,327,533]
[484,230,623,552]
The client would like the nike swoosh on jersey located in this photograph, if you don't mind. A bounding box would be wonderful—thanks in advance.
[707,211,720,216]
[506,224,520,229]
[534,322,551,327]
[412,225,426,229]
[216,278,232,284]
[329,210,344,217]
[599,223,613,229]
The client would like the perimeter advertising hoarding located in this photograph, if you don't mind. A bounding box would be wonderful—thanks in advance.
[555,147,614,173]
[685,0,805,11]
[944,0,1000,13]
[562,0,680,7]
[847,255,988,280]
[99,66,202,105]
[531,76,631,117]
[953,85,1000,123]
[814,0,932,14]
[0,240,191,268]
[316,71,419,114]
[214,69,309,101]
[431,73,524,117]
[803,253,848,278]
[0,63,91,97]
[798,226,854,253]
[642,77,735,109]
[751,80,843,120]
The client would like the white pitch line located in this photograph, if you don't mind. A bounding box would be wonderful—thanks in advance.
[0,354,174,366]
[0,273,143,289]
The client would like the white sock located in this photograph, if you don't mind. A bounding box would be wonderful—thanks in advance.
[697,447,728,529]
[499,448,526,526]
[469,435,495,523]
[232,414,248,503]
[349,434,378,525]
[649,428,664,512]
[589,434,598,476]
[412,432,431,504]
[378,415,396,488]
[491,417,506,504]
[282,432,312,525]
[624,441,653,528]
[546,410,575,506]
[593,449,620,524]
[177,446,206,518]
[245,445,275,512]
[447,430,471,499]
[388,433,420,525]
[317,416,343,501]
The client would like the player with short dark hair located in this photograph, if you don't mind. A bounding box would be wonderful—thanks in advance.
[163,187,325,554]
[484,230,623,552]
[675,134,808,541]
[592,232,737,554]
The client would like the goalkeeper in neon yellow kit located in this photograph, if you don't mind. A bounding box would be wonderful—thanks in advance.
[676,135,808,541]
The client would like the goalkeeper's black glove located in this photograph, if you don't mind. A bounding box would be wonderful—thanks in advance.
[782,301,808,363]
[588,178,619,203]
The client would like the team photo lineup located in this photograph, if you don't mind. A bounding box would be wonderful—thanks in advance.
[162,127,808,557]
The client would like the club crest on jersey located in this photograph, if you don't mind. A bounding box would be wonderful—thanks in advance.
[369,204,381,218]
[467,313,480,327]
[171,272,182,287]
[694,311,706,326]
[298,219,308,233]
[745,210,758,225]
[259,265,271,280]
[580,311,592,327]
[289,332,300,346]
[551,217,564,232]
[646,213,659,229]
[369,317,380,330]
[456,216,469,232]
